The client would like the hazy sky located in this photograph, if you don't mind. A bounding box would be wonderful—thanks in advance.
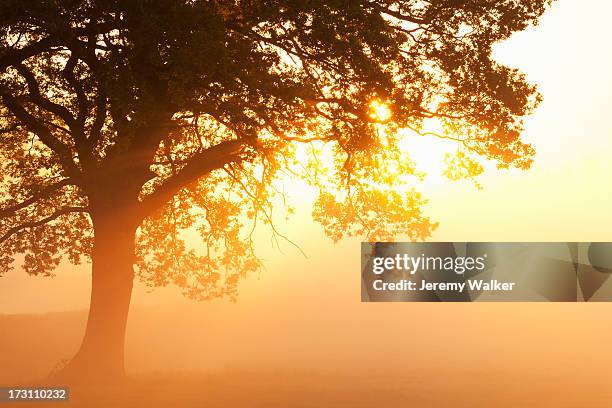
[422,0,612,242]
[1,0,612,314]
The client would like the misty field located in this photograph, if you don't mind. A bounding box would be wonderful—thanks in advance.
[2,307,612,407]
[4,368,607,408]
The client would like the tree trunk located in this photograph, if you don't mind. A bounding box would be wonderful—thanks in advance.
[54,208,138,383]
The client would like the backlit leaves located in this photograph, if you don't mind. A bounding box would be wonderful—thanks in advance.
[0,0,552,300]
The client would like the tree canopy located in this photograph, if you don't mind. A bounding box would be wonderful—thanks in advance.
[0,0,550,300]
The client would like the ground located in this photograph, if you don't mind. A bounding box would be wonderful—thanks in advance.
[2,308,611,407]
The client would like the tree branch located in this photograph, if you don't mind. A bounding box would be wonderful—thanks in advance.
[0,36,61,71]
[0,86,81,178]
[62,55,87,129]
[367,4,428,25]
[89,86,107,149]
[61,54,96,168]
[0,206,88,245]
[0,178,76,219]
[138,140,245,219]
[15,63,78,130]
[0,22,124,72]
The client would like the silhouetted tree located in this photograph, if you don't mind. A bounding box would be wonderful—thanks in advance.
[0,0,551,380]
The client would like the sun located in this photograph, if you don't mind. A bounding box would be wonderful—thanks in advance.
[369,100,392,123]
[278,101,455,200]
[367,100,451,176]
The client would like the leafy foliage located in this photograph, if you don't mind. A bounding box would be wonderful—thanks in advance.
[0,0,551,299]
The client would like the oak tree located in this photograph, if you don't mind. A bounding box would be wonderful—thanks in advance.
[0,0,551,380]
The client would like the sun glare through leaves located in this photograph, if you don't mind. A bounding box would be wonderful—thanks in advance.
[369,100,392,123]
